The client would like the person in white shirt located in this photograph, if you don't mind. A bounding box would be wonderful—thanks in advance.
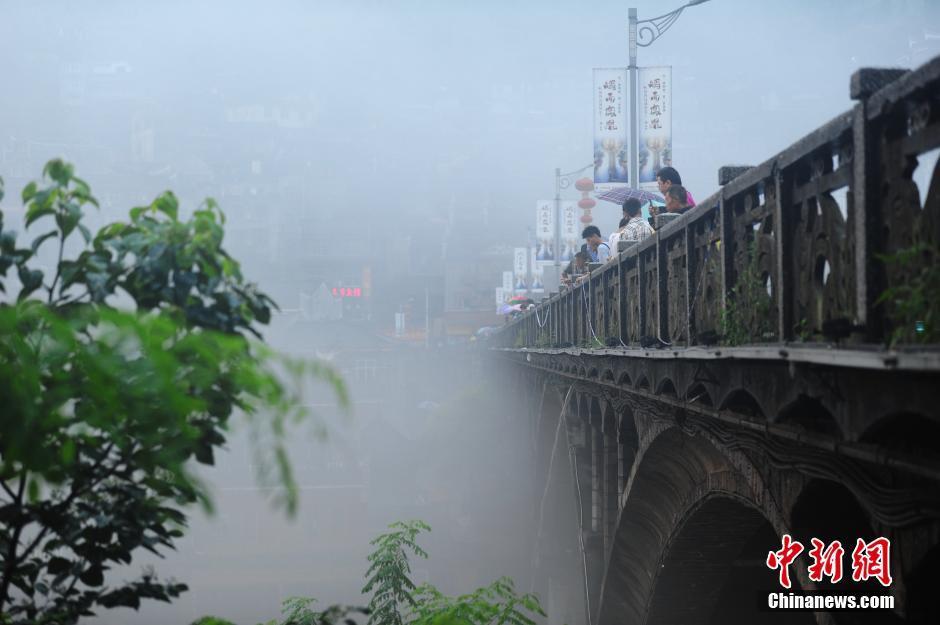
[581,226,610,263]
[608,217,630,253]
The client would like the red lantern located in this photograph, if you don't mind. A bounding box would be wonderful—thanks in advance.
[574,177,594,192]
[579,214,593,224]
[578,198,596,210]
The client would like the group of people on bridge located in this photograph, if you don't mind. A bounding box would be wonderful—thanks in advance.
[562,166,695,287]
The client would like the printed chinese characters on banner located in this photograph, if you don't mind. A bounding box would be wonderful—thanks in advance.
[593,68,629,189]
[513,247,528,293]
[535,201,554,261]
[638,66,672,191]
[502,270,513,293]
[530,248,544,292]
[561,201,578,262]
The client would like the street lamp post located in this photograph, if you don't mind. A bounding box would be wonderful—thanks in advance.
[554,167,562,270]
[628,0,711,189]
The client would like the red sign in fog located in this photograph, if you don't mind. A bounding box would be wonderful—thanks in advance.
[332,287,362,298]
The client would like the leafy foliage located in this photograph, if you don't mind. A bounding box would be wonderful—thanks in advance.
[254,597,368,625]
[194,520,544,625]
[876,243,940,346]
[0,160,346,624]
[362,520,430,625]
[720,241,774,346]
[410,578,545,625]
[192,618,239,625]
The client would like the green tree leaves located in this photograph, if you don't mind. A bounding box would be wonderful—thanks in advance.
[363,520,431,625]
[198,520,545,625]
[0,161,346,624]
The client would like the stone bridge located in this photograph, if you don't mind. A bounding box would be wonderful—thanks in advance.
[491,56,940,625]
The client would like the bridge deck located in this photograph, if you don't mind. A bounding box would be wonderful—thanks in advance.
[500,344,940,371]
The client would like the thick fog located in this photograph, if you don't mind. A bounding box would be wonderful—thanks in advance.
[2,0,939,623]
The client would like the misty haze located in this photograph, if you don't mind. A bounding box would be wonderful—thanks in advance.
[2,1,940,624]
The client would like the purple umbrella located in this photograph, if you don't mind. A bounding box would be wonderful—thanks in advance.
[596,186,664,205]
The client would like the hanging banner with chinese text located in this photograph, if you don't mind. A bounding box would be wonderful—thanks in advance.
[530,247,544,293]
[535,200,555,261]
[513,247,528,293]
[502,271,513,292]
[593,68,629,190]
[561,201,579,262]
[638,66,672,191]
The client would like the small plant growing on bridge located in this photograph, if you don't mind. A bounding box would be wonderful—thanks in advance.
[534,333,554,348]
[720,241,774,346]
[877,243,940,346]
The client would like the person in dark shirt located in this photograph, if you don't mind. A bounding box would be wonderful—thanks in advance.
[561,251,590,287]
[665,185,691,214]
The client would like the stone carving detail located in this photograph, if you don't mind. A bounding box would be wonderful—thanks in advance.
[641,247,658,339]
[665,234,688,343]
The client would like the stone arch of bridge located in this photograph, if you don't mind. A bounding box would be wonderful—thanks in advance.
[789,477,904,625]
[684,381,715,406]
[777,394,843,438]
[617,370,633,387]
[645,495,815,625]
[655,377,678,398]
[596,426,785,625]
[718,387,767,420]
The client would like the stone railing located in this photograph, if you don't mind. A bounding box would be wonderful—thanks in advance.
[500,55,940,349]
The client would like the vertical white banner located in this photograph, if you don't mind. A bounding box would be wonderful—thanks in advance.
[502,271,513,292]
[638,66,672,191]
[530,247,544,293]
[561,200,579,262]
[513,247,528,292]
[496,287,506,307]
[535,200,555,262]
[593,68,629,191]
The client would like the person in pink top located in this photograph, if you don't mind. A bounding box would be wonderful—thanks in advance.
[656,166,695,208]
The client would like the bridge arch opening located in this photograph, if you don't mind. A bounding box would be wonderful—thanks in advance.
[685,382,714,407]
[907,541,940,625]
[598,429,771,625]
[646,496,814,625]
[790,478,901,624]
[777,394,841,437]
[860,412,940,460]
[617,371,633,387]
[719,388,765,420]
[618,405,639,496]
[656,378,678,398]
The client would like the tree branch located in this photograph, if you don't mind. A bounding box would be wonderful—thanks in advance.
[47,232,66,305]
[0,478,16,501]
[0,476,27,612]
[14,442,117,567]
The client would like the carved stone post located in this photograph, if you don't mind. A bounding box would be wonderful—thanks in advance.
[773,167,794,340]
[850,67,907,342]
